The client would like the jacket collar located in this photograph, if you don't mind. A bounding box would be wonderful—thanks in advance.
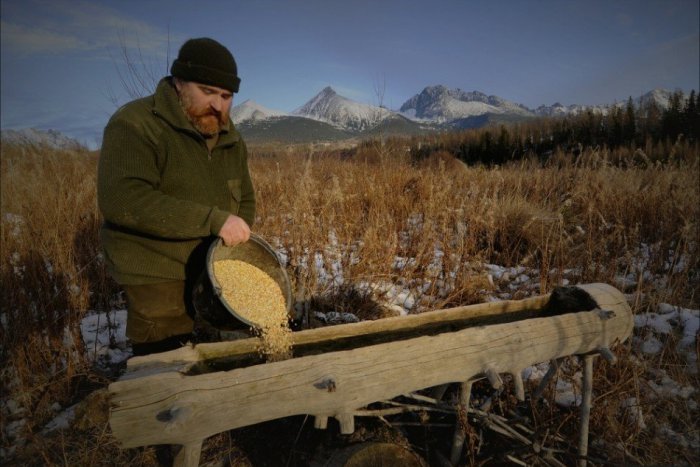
[152,77,240,146]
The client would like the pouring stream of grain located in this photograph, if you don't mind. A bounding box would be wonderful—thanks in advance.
[213,259,291,361]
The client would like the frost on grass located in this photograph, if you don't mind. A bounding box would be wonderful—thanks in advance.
[41,403,77,434]
[80,309,131,368]
[314,311,360,325]
[33,310,130,439]
[633,303,699,373]
[657,425,700,450]
[645,368,696,400]
[522,361,585,408]
[620,397,647,430]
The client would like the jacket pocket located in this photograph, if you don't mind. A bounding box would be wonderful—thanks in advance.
[227,179,242,215]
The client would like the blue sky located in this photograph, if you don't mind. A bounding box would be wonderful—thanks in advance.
[1,0,698,148]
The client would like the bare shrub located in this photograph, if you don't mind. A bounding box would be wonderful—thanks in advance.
[1,142,120,447]
[415,149,468,173]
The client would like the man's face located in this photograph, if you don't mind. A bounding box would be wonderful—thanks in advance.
[175,80,233,138]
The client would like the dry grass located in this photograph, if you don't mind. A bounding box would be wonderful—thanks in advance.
[1,138,698,465]
[251,143,699,308]
[0,143,125,464]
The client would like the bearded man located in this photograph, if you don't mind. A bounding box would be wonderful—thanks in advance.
[98,38,255,356]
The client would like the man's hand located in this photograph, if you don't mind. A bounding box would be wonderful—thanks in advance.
[218,215,251,246]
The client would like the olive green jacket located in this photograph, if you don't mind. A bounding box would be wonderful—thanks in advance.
[98,77,255,285]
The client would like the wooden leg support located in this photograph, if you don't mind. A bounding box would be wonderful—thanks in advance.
[335,413,355,434]
[485,367,503,389]
[430,383,450,401]
[450,381,473,466]
[578,355,595,467]
[597,346,616,364]
[512,371,525,401]
[534,358,561,399]
[174,440,203,467]
[314,415,329,429]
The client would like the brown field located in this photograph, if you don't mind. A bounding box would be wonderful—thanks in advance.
[1,137,698,465]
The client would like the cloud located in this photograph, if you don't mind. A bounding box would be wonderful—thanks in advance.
[1,0,176,59]
[0,21,88,54]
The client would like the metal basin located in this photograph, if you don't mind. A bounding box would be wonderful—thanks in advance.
[193,234,292,329]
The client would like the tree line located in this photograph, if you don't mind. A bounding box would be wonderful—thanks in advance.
[407,90,699,166]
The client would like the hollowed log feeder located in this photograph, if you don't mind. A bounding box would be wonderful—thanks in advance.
[109,283,633,466]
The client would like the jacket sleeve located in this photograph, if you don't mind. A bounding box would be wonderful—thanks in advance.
[237,139,256,228]
[97,117,231,239]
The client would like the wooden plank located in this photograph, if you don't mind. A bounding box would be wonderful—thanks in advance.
[122,291,552,380]
[173,440,202,467]
[109,284,632,448]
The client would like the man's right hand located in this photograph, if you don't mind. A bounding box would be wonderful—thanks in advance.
[218,215,251,246]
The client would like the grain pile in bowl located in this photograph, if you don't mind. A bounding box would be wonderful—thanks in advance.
[212,259,292,362]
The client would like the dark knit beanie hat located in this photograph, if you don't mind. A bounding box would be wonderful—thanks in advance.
[170,38,241,93]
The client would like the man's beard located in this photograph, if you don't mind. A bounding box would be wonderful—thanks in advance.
[178,91,228,138]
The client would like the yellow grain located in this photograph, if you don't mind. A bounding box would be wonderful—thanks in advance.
[213,259,292,361]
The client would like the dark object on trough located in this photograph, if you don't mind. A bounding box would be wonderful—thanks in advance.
[540,286,599,317]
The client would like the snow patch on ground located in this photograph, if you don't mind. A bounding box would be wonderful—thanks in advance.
[41,403,77,434]
[633,303,699,373]
[80,309,132,368]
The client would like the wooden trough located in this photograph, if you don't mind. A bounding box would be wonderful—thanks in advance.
[109,283,633,466]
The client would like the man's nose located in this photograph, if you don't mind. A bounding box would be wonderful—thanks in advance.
[210,95,224,112]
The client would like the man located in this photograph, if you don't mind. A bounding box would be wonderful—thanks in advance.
[98,38,255,356]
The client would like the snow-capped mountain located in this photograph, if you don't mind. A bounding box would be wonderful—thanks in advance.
[231,100,287,125]
[228,86,682,143]
[534,88,675,117]
[293,86,392,131]
[399,85,533,122]
[635,88,673,110]
[533,102,609,117]
[0,128,85,150]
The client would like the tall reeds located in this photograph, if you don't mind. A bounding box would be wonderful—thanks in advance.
[1,143,118,442]
[1,137,698,464]
[249,143,698,308]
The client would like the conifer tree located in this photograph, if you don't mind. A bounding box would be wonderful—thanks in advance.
[662,90,684,140]
[624,97,636,145]
[684,90,698,140]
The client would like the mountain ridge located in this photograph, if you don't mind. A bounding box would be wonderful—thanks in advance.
[0,128,87,150]
[234,86,676,132]
[2,87,681,148]
[231,100,288,124]
[292,86,392,131]
[533,88,674,117]
[229,85,677,143]
[399,85,533,121]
